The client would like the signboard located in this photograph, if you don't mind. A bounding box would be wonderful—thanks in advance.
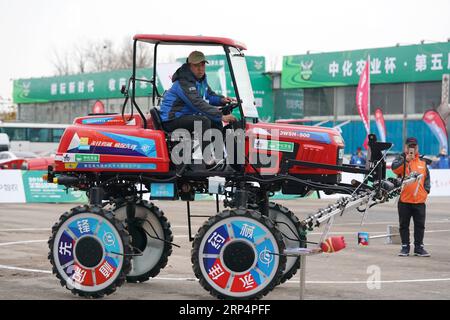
[22,171,88,203]
[429,169,450,196]
[13,68,160,104]
[282,42,450,89]
[0,170,26,203]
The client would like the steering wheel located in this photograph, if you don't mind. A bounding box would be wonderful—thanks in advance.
[219,101,239,115]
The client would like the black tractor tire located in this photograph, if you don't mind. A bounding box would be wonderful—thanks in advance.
[48,205,132,298]
[111,200,173,283]
[191,208,286,300]
[266,202,307,284]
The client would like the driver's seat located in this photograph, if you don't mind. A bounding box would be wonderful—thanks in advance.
[150,107,164,131]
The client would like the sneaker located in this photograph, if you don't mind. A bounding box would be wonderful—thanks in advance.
[414,245,431,257]
[398,244,410,257]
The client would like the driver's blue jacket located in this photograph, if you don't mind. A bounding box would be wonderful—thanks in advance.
[159,63,224,123]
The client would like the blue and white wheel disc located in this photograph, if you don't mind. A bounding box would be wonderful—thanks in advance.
[52,213,124,292]
[198,216,280,298]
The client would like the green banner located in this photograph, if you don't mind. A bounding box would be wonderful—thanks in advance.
[282,42,450,89]
[22,171,88,203]
[13,68,159,104]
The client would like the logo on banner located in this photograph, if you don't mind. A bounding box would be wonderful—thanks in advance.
[300,61,314,80]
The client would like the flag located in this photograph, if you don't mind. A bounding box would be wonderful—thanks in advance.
[375,108,386,142]
[422,109,448,153]
[356,57,371,149]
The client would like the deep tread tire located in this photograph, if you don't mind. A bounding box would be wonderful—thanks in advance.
[267,202,307,284]
[111,200,173,283]
[191,208,286,300]
[48,205,132,298]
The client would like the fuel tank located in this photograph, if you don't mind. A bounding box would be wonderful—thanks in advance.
[54,114,170,173]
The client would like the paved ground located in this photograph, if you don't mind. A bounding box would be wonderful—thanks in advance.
[1,197,450,300]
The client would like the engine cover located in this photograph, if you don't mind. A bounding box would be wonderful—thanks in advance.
[245,122,345,180]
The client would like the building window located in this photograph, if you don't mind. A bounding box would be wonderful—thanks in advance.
[342,86,358,116]
[340,83,404,116]
[273,89,304,120]
[371,83,404,115]
[303,88,334,117]
[411,81,441,114]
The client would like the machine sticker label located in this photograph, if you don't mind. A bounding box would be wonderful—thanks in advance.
[68,217,98,238]
[99,131,157,158]
[94,256,118,285]
[256,239,276,277]
[64,163,78,169]
[62,153,100,163]
[203,225,229,254]
[230,272,257,292]
[67,131,157,158]
[69,264,93,286]
[279,130,331,144]
[57,231,75,266]
[97,223,121,255]
[231,221,266,243]
[253,139,294,153]
[204,258,231,289]
[150,183,175,198]
[78,137,91,150]
[81,117,115,125]
[75,154,100,162]
[75,163,157,170]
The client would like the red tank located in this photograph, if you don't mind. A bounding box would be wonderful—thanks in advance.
[55,114,170,173]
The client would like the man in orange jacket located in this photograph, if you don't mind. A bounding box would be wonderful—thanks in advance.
[392,137,431,257]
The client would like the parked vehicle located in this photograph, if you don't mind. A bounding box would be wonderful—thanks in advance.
[0,150,54,170]
[0,133,9,151]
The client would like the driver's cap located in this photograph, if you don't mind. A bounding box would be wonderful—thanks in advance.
[188,51,209,64]
[405,137,418,146]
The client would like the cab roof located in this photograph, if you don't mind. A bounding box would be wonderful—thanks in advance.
[133,34,247,50]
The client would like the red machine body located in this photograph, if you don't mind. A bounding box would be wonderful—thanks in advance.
[245,122,344,176]
[55,113,344,178]
[55,114,170,173]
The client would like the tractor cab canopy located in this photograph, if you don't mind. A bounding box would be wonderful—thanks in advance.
[133,34,247,50]
[126,34,258,129]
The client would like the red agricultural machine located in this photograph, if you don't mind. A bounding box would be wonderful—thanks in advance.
[46,35,419,299]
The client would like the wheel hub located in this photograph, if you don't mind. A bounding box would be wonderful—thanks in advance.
[128,221,148,253]
[222,241,255,273]
[75,236,103,268]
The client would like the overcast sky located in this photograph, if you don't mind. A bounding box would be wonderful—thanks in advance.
[1,0,449,103]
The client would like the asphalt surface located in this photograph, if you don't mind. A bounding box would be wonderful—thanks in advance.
[1,198,450,300]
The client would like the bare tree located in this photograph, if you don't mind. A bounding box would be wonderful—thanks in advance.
[51,48,72,76]
[72,44,88,74]
[51,37,153,75]
[116,37,153,69]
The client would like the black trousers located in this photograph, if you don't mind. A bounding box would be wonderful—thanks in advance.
[162,115,223,157]
[398,202,426,246]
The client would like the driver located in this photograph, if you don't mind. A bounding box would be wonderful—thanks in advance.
[159,51,236,166]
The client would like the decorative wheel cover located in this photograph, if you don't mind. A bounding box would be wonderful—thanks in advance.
[199,217,280,298]
[52,213,124,292]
